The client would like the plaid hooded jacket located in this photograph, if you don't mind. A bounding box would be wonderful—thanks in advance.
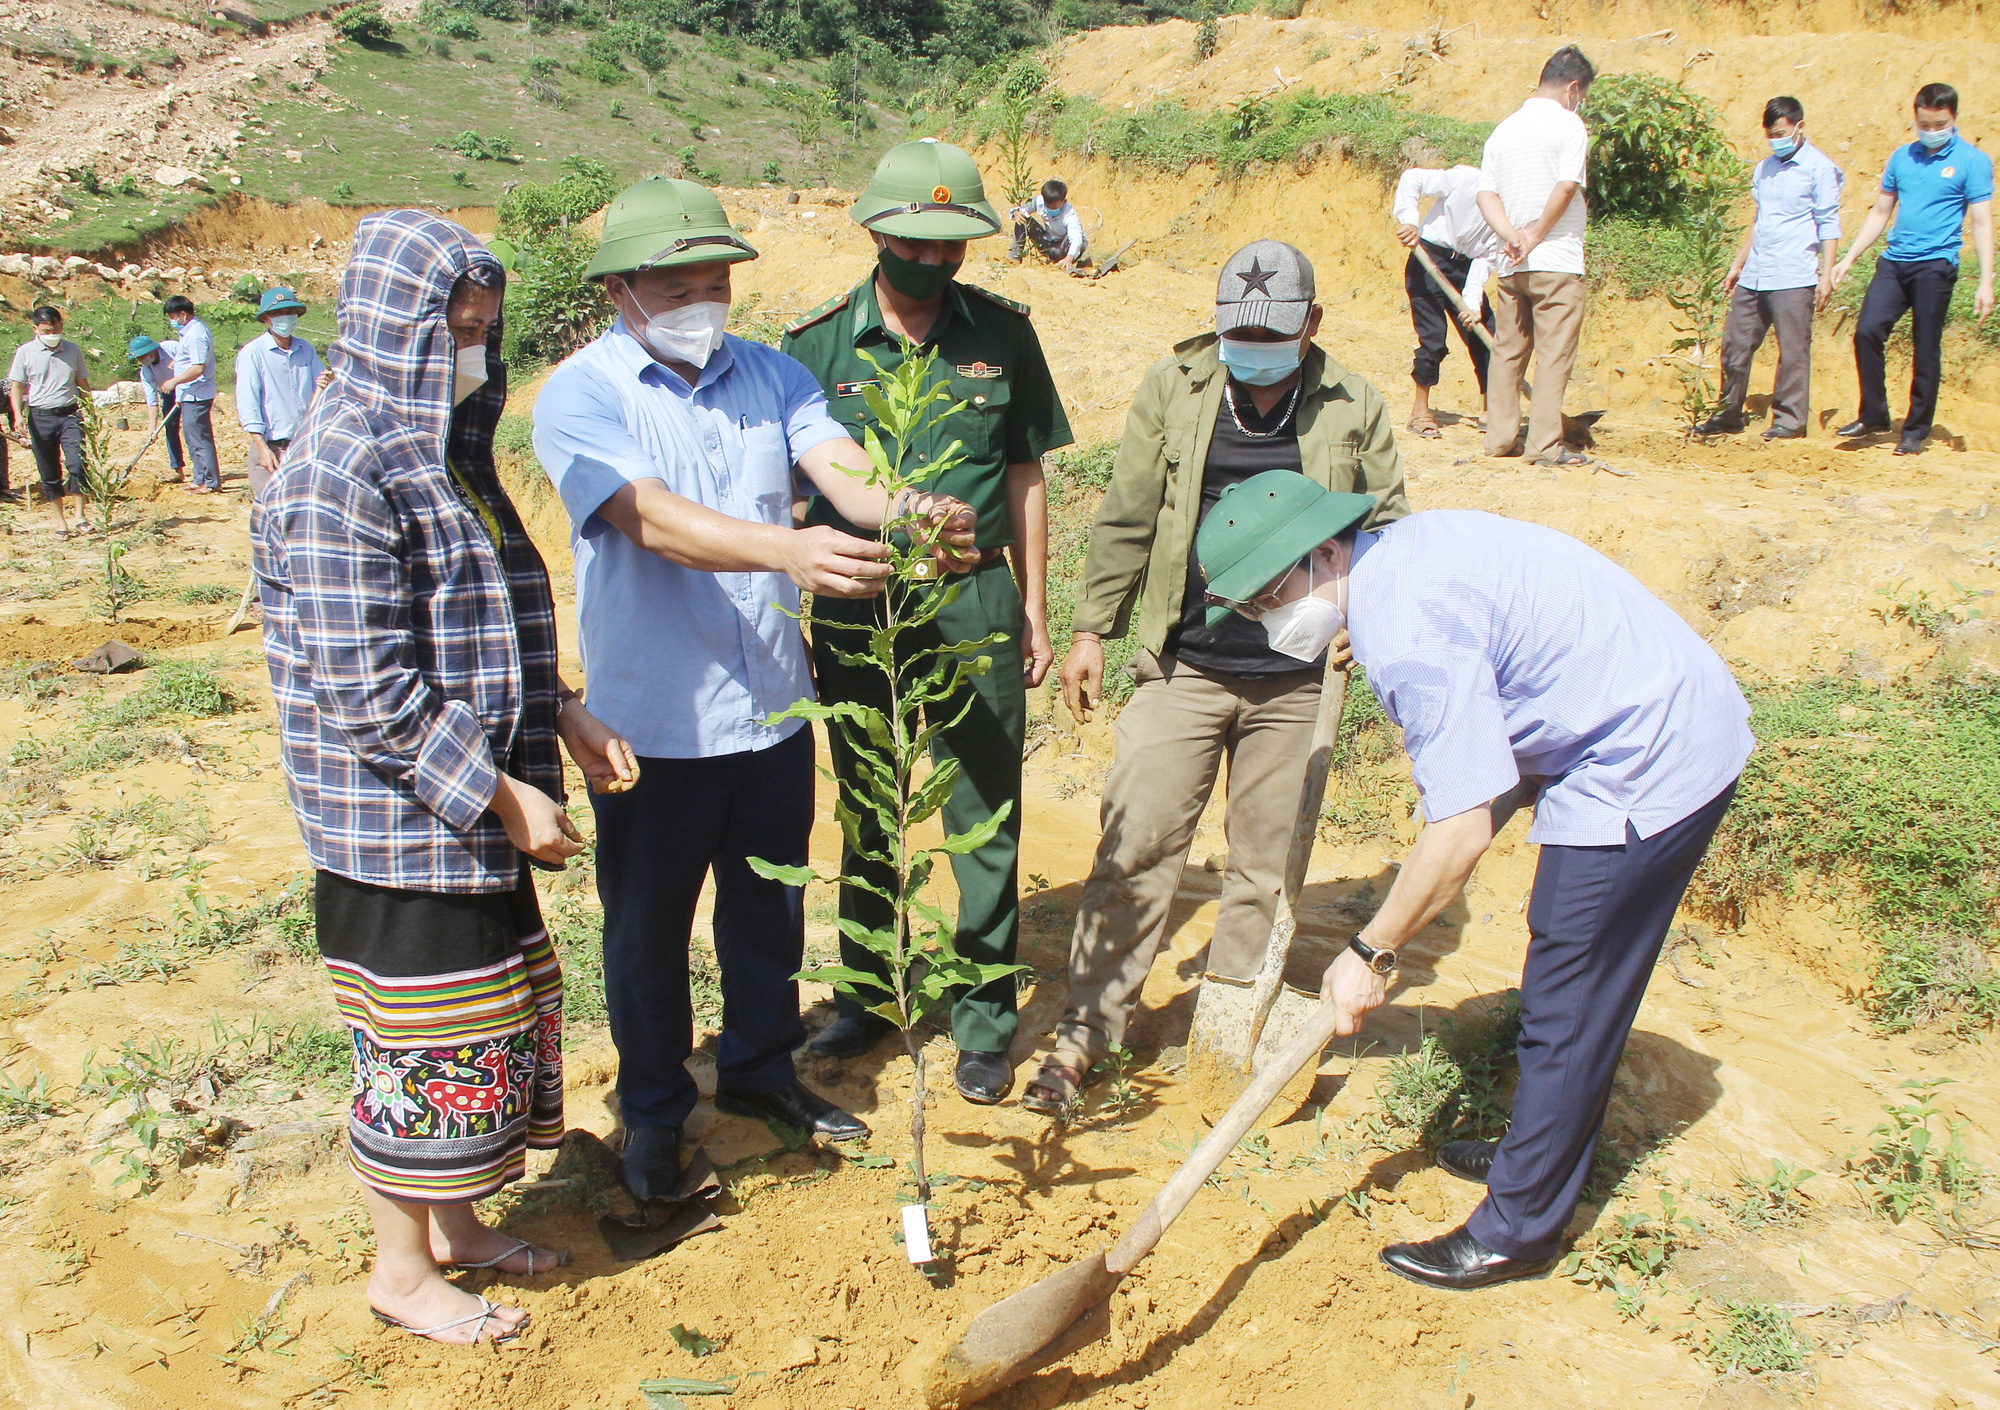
[254,210,563,893]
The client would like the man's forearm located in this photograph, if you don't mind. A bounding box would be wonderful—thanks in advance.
[795,437,892,528]
[1475,191,1516,241]
[1006,459,1048,614]
[601,479,799,573]
[1358,804,1496,953]
[1818,238,1838,279]
[1530,181,1579,239]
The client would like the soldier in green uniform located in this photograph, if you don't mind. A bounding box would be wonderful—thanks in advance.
[781,139,1073,1104]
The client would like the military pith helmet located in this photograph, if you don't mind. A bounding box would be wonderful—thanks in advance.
[256,285,307,318]
[1197,472,1376,627]
[852,139,1002,240]
[585,176,759,281]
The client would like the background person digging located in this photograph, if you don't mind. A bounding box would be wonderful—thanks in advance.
[130,333,186,483]
[1027,240,1406,1114]
[1393,163,1497,438]
[1196,474,1751,1289]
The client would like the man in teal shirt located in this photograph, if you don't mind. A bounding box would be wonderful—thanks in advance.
[1833,82,1995,454]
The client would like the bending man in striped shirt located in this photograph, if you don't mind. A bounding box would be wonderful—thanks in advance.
[1197,475,1751,1291]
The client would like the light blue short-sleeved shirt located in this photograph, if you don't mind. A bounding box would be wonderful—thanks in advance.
[531,321,849,759]
[170,317,217,401]
[1740,141,1844,291]
[1882,134,1996,264]
[1348,510,1753,846]
[234,331,325,440]
[137,338,181,407]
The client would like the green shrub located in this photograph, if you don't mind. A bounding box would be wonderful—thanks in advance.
[332,1,395,46]
[1584,71,1744,222]
[505,228,609,366]
[495,155,619,239]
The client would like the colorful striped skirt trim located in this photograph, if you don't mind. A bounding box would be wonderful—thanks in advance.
[315,868,564,1206]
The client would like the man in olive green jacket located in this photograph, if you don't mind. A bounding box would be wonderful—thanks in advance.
[1025,240,1408,1113]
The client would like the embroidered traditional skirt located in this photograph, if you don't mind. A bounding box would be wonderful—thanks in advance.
[315,867,563,1204]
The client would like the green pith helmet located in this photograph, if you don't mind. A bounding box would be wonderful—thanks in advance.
[1197,472,1376,626]
[852,138,1002,240]
[584,176,759,281]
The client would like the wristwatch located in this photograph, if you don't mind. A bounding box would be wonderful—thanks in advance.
[1349,936,1399,975]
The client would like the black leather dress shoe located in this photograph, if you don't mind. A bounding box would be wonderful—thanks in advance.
[1835,418,1892,438]
[1692,413,1745,436]
[1762,425,1805,440]
[1380,1224,1554,1290]
[621,1124,683,1202]
[1436,1138,1498,1184]
[1894,435,1926,456]
[806,1013,894,1059]
[715,1081,870,1141]
[954,1050,1014,1105]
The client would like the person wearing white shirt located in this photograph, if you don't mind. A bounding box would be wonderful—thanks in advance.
[1007,179,1088,269]
[1394,164,1498,437]
[1476,45,1595,466]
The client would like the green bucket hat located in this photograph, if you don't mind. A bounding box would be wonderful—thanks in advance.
[127,334,161,361]
[585,176,758,281]
[1196,472,1376,626]
[852,138,1002,240]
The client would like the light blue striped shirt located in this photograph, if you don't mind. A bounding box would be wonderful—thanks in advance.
[233,330,325,440]
[1348,511,1752,846]
[1739,140,1843,292]
[530,320,848,759]
[169,316,216,401]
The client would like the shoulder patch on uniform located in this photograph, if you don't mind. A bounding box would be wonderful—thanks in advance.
[784,290,852,336]
[961,284,1031,317]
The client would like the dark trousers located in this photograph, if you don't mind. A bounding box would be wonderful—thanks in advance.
[1009,218,1070,263]
[1406,241,1492,393]
[1855,256,1957,440]
[180,396,220,489]
[1718,284,1816,432]
[811,558,1026,1054]
[27,405,84,497]
[589,728,813,1130]
[1465,780,1737,1261]
[158,390,185,473]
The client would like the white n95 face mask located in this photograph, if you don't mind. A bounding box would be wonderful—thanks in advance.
[636,299,729,368]
[268,314,301,338]
[452,344,489,406]
[1262,594,1344,661]
[36,332,60,349]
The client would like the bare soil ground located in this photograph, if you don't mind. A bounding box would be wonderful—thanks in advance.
[1,6,1999,1408]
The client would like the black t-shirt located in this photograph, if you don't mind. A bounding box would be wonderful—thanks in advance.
[1164,381,1325,678]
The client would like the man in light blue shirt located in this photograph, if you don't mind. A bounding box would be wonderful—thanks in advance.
[129,334,186,481]
[532,178,974,1205]
[1833,81,1995,453]
[1196,476,1750,1292]
[1700,96,1842,440]
[234,285,329,495]
[158,294,221,492]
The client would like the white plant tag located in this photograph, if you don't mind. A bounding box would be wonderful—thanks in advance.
[902,1203,934,1264]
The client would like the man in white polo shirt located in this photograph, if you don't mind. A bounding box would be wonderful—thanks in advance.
[1476,45,1594,467]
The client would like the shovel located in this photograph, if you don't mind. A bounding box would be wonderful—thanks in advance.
[1183,654,1347,1122]
[926,1002,1340,1408]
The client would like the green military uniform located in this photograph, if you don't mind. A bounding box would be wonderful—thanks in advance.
[781,152,1072,1057]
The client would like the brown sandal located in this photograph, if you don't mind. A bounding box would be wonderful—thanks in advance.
[1020,1051,1092,1116]
[1406,415,1442,439]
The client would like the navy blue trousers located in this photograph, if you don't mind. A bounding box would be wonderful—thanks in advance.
[589,727,812,1130]
[1466,781,1736,1261]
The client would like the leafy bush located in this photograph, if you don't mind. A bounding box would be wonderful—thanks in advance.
[504,228,609,366]
[1584,71,1744,223]
[332,1,395,45]
[496,155,618,239]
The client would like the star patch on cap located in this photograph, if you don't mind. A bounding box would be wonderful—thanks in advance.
[1236,258,1277,296]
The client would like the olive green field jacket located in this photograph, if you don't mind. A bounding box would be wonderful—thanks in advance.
[1070,333,1411,652]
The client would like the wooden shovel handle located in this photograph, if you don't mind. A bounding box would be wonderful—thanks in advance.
[1106,1004,1340,1276]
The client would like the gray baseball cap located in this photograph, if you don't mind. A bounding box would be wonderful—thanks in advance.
[1216,240,1315,337]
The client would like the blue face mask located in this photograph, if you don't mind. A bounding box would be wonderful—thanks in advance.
[1919,125,1955,151]
[1218,335,1303,387]
[1769,134,1798,158]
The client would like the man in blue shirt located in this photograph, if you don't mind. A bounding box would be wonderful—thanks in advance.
[157,294,222,492]
[235,285,330,497]
[532,178,975,1203]
[129,335,186,482]
[1698,96,1842,440]
[1833,82,1995,454]
[1197,474,1751,1291]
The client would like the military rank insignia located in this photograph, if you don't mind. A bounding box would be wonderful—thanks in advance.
[956,361,1002,379]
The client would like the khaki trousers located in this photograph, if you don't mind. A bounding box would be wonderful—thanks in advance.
[1484,271,1586,464]
[1054,650,1320,1065]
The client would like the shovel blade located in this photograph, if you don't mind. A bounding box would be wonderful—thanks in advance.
[924,1250,1121,1408]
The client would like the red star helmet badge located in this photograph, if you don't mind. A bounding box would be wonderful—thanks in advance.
[932,185,952,203]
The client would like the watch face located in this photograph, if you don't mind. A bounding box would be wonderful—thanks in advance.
[1371,951,1398,974]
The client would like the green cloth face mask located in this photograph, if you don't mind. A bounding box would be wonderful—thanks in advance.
[877,245,961,301]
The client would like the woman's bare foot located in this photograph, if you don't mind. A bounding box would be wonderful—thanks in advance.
[368,1260,528,1344]
[428,1204,567,1275]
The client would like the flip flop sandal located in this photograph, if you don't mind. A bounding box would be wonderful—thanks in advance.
[444,1237,568,1275]
[371,1295,525,1345]
[1020,1053,1093,1116]
[1406,419,1442,439]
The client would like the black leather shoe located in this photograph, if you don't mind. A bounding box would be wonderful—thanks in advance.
[1693,413,1745,436]
[621,1124,683,1202]
[1762,425,1805,440]
[1436,1138,1497,1184]
[715,1080,870,1141]
[1380,1224,1554,1290]
[806,1013,893,1059]
[955,1050,1014,1105]
[1894,435,1926,456]
[1835,418,1892,438]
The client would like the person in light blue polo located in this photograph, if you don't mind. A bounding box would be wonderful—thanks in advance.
[234,285,330,496]
[529,178,976,1206]
[157,293,221,491]
[1833,81,1995,454]
[128,334,186,482]
[1698,96,1843,440]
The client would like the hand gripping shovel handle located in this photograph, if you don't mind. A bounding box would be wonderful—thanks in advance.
[1406,241,1524,396]
[116,398,183,481]
[1240,657,1348,1061]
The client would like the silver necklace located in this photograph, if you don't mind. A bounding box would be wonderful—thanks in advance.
[1226,381,1299,439]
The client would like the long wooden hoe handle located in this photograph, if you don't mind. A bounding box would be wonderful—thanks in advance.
[1407,240,1527,396]
[1105,1003,1340,1277]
